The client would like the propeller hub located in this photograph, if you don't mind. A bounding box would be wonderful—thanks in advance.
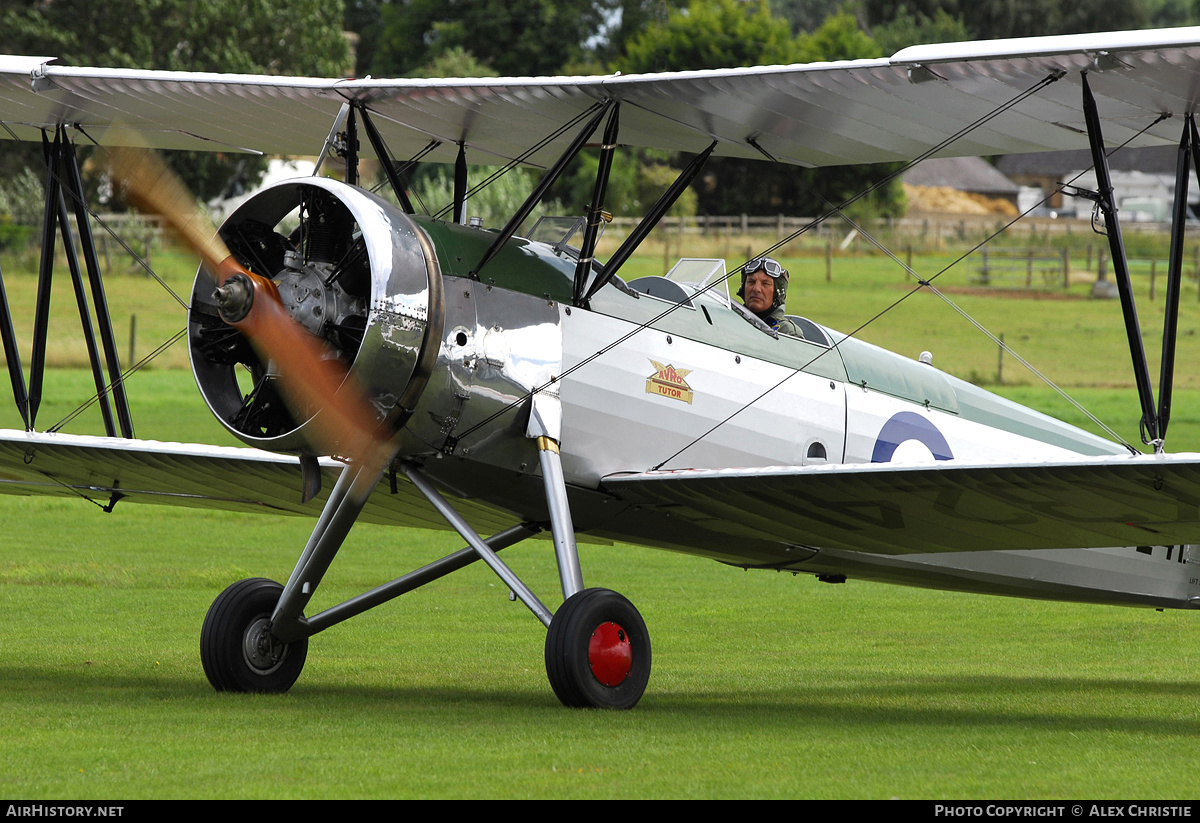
[213,273,254,323]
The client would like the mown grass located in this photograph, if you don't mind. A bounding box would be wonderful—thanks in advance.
[1,240,1200,798]
[2,491,1198,799]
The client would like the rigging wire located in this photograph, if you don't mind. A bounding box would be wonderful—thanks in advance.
[363,136,441,208]
[3,120,192,310]
[450,70,1068,446]
[4,68,1159,463]
[47,329,187,433]
[80,131,192,311]
[651,111,1174,467]
[6,102,605,438]
[0,120,196,430]
[825,209,1136,450]
[428,103,605,222]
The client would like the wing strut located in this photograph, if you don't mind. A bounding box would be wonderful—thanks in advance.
[1079,74,1161,448]
[582,140,717,303]
[25,125,133,438]
[1155,114,1200,443]
[473,100,614,278]
[572,103,620,304]
[453,141,468,225]
[354,102,416,214]
[0,262,29,429]
[1075,76,1200,450]
[342,104,359,186]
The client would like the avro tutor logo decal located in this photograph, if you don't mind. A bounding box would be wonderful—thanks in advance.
[646,360,694,404]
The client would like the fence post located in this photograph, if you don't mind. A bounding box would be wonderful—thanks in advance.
[1192,245,1200,300]
[998,332,1005,385]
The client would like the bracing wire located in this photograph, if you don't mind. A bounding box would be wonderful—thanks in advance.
[648,99,1173,468]
[0,120,195,429]
[451,70,1069,447]
[48,329,187,432]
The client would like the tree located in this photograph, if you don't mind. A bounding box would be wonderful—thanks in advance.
[861,0,1147,41]
[795,8,883,62]
[0,0,351,200]
[413,46,499,79]
[366,0,615,78]
[773,0,855,34]
[356,1,686,78]
[1151,0,1198,27]
[590,1,682,68]
[870,8,971,54]
[618,6,905,218]
[1,0,349,75]
[618,0,806,73]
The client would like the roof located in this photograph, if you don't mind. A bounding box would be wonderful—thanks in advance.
[996,146,1179,176]
[903,156,1019,194]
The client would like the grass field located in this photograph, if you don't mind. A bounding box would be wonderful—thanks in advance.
[1,240,1200,798]
[3,505,1198,799]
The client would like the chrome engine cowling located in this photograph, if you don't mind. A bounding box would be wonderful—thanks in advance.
[188,178,443,453]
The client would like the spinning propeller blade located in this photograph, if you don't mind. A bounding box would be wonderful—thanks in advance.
[106,144,390,469]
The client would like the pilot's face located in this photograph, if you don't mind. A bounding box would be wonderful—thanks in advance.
[744,271,775,314]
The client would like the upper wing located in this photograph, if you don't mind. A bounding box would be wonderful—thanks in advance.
[603,453,1200,555]
[0,429,517,534]
[2,28,1199,167]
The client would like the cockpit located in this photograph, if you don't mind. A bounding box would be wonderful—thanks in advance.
[521,216,834,358]
[625,258,831,347]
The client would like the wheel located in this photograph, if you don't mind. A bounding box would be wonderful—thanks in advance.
[544,588,651,709]
[200,578,308,693]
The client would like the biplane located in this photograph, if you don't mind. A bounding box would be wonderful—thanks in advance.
[1,27,1199,709]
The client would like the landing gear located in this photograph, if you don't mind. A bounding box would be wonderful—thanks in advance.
[544,588,651,709]
[200,578,308,693]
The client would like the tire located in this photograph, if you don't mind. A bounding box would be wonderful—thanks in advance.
[544,588,651,709]
[200,578,307,693]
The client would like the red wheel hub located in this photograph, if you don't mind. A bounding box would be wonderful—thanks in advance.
[588,621,633,686]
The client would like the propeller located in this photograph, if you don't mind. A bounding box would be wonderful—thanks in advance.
[105,143,392,472]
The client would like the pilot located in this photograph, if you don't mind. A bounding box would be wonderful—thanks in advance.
[739,257,799,337]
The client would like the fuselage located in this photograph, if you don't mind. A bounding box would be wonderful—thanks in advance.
[190,181,1199,611]
[403,216,1198,610]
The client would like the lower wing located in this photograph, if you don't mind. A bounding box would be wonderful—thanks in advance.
[0,429,516,534]
[604,455,1200,555]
